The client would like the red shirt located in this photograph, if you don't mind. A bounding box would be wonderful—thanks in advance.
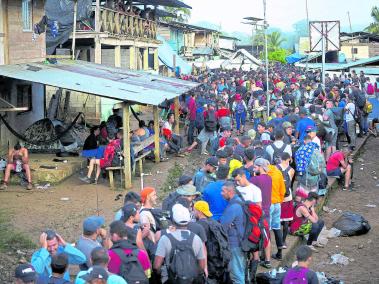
[326,151,344,172]
[219,137,227,148]
[187,97,196,121]
[216,108,231,118]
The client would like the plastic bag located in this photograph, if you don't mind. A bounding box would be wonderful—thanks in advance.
[332,212,371,236]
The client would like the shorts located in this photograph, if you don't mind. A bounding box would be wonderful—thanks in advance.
[269,203,281,230]
[327,168,342,177]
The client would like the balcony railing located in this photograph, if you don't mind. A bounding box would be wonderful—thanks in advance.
[78,7,157,40]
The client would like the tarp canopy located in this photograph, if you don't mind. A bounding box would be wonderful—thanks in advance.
[221,49,262,71]
[157,35,192,74]
[286,53,305,64]
[0,60,198,106]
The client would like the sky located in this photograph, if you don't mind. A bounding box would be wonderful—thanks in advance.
[186,0,377,33]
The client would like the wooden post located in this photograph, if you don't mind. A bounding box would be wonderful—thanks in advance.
[174,97,180,135]
[1,0,9,64]
[153,48,159,71]
[153,106,160,163]
[129,46,136,70]
[143,48,149,70]
[94,37,102,64]
[71,0,78,60]
[172,54,176,77]
[122,103,132,189]
[115,45,121,67]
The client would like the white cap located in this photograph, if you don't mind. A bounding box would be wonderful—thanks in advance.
[172,204,191,225]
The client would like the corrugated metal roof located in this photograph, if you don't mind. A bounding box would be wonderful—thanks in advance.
[192,47,214,55]
[0,60,199,106]
[297,56,379,71]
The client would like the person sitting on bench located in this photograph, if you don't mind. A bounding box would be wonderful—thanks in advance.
[0,142,33,190]
[326,147,353,191]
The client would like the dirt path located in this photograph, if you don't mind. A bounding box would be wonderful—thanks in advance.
[293,137,379,283]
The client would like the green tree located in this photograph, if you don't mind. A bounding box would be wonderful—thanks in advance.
[365,6,379,34]
[163,7,191,23]
[267,31,286,51]
[267,48,289,63]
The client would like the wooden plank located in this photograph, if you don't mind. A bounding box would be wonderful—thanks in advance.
[114,45,121,67]
[1,0,9,64]
[133,135,154,153]
[129,46,136,70]
[95,0,100,32]
[153,106,160,163]
[153,48,159,71]
[174,97,180,134]
[122,103,132,189]
[143,48,149,70]
[95,37,102,64]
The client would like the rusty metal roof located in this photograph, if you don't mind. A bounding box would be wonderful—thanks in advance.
[0,60,199,106]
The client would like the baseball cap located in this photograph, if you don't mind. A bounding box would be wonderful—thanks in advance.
[299,107,307,115]
[80,266,109,282]
[176,184,200,196]
[282,121,293,129]
[221,125,232,132]
[194,201,213,217]
[178,175,193,186]
[172,203,191,225]
[305,125,317,133]
[216,149,228,159]
[254,158,270,172]
[83,216,105,233]
[206,156,219,168]
[121,203,138,220]
[15,264,36,282]
[247,129,256,140]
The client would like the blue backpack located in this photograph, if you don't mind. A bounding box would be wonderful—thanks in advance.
[236,101,245,114]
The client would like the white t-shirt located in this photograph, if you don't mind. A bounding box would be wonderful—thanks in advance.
[163,121,172,131]
[237,184,262,203]
[139,206,156,231]
[312,136,322,152]
[345,102,356,122]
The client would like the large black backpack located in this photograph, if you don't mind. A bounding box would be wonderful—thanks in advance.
[161,192,181,212]
[166,232,200,284]
[139,208,170,232]
[203,219,231,278]
[112,248,148,284]
[204,110,217,132]
[271,143,287,165]
[354,91,366,109]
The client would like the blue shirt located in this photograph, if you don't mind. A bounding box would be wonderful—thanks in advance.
[268,117,285,130]
[202,181,229,221]
[220,195,245,248]
[193,169,216,193]
[31,244,86,282]
[296,117,315,143]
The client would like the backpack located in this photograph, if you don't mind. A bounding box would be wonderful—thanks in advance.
[204,110,217,132]
[306,151,322,176]
[271,143,287,165]
[111,142,123,167]
[202,219,231,278]
[112,248,149,284]
[162,192,181,212]
[375,82,379,92]
[166,232,200,284]
[195,107,205,129]
[102,141,117,168]
[355,91,366,108]
[363,100,373,114]
[139,208,170,232]
[282,267,309,284]
[276,165,291,198]
[235,101,246,114]
[367,83,375,95]
[232,194,267,253]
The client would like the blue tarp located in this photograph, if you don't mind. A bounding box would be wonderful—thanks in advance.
[157,35,192,75]
[286,53,305,64]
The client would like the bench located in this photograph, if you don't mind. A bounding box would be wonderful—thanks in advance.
[106,135,155,190]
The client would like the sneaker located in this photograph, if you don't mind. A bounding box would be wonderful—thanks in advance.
[92,179,98,185]
[26,183,33,190]
[312,242,324,248]
[0,182,7,190]
[80,176,91,183]
[260,260,271,269]
[282,243,288,249]
[201,151,209,156]
[307,245,319,253]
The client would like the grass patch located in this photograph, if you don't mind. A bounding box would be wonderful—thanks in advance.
[0,209,36,252]
[159,162,184,197]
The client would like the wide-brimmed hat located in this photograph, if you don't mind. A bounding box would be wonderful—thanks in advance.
[176,184,200,196]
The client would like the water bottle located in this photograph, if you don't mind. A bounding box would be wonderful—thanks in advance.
[271,268,277,279]
[15,160,22,173]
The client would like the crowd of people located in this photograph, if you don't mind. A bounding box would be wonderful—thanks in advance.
[11,64,379,284]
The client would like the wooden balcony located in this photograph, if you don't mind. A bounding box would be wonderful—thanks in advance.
[76,7,157,41]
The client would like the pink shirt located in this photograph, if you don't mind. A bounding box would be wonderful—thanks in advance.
[187,97,197,121]
[108,248,151,275]
[326,151,344,172]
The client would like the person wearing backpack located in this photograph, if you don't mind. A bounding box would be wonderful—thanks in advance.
[186,103,218,155]
[232,94,247,135]
[154,204,206,284]
[220,181,246,284]
[192,156,218,193]
[282,245,319,284]
[344,94,357,151]
[108,220,151,284]
[194,201,231,284]
[265,130,292,165]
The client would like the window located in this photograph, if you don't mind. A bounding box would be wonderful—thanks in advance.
[22,0,33,32]
[16,84,32,111]
[352,48,358,54]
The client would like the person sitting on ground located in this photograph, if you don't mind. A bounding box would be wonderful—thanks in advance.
[326,147,353,191]
[15,263,37,284]
[192,156,218,193]
[76,216,108,271]
[290,192,325,252]
[48,253,71,284]
[75,247,127,284]
[82,126,104,160]
[31,230,86,283]
[80,133,120,184]
[0,142,33,190]
[282,245,319,284]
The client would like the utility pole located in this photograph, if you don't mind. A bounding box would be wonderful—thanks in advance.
[305,0,310,72]
[263,0,269,117]
[347,11,355,61]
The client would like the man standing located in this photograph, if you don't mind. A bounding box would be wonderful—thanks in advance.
[187,92,197,146]
[220,181,246,284]
[345,94,357,151]
[323,100,338,160]
[192,156,218,193]
[31,230,86,282]
[76,216,108,270]
[0,142,33,190]
[265,130,292,164]
[296,107,316,143]
[232,168,262,205]
[154,204,206,283]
